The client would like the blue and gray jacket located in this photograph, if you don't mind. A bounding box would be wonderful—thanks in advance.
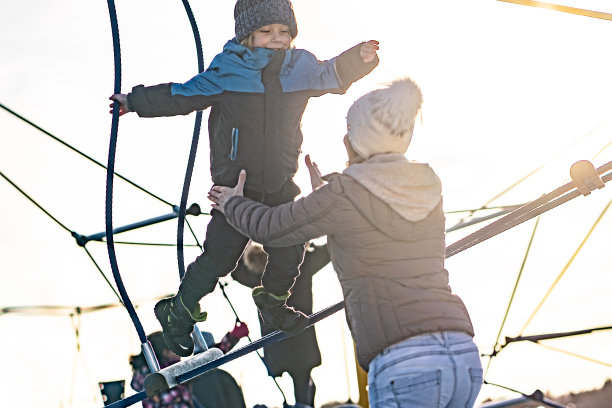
[128,40,378,195]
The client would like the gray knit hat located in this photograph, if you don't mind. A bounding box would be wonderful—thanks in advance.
[347,78,423,160]
[234,0,298,43]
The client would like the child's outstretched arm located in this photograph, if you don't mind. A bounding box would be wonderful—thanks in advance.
[360,40,380,63]
[108,83,216,118]
[315,40,379,96]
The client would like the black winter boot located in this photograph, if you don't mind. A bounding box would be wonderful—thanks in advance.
[252,286,309,336]
[154,295,207,357]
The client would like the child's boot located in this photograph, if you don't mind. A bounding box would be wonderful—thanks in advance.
[252,286,309,336]
[154,294,207,357]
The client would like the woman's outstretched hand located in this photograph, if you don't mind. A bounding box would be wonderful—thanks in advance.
[305,154,323,191]
[208,170,246,214]
[109,94,130,116]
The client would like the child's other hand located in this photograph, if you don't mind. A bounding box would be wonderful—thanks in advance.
[109,94,130,116]
[305,154,324,191]
[208,170,246,214]
[360,40,379,63]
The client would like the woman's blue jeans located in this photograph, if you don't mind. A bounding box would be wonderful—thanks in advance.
[367,331,482,408]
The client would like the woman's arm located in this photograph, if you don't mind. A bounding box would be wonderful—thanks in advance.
[208,171,341,247]
[224,187,339,247]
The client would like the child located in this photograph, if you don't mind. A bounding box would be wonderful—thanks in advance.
[208,78,483,408]
[110,0,379,357]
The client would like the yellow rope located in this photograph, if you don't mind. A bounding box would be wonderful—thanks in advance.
[498,0,612,21]
[520,197,612,334]
[536,342,612,368]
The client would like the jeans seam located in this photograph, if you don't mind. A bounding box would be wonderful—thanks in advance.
[373,346,478,380]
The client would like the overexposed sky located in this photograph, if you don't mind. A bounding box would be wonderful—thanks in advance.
[1,1,611,407]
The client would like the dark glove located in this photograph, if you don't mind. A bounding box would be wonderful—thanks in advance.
[252,286,309,336]
[230,321,249,339]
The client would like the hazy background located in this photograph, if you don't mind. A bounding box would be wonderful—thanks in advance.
[1,0,611,407]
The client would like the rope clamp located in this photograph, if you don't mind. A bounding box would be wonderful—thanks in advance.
[570,160,605,196]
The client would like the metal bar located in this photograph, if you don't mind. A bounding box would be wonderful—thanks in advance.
[446,206,521,233]
[76,209,179,245]
[479,396,532,408]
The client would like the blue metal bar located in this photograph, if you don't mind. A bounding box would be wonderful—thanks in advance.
[74,208,179,246]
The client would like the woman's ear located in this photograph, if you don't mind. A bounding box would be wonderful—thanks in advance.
[344,134,364,165]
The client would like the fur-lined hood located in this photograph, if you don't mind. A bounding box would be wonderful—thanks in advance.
[342,153,442,223]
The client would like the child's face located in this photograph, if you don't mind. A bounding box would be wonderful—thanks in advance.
[251,24,292,50]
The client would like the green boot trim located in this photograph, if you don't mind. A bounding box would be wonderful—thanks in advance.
[178,295,207,322]
[252,286,289,302]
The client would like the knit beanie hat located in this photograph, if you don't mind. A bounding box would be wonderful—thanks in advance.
[347,78,423,160]
[234,0,298,43]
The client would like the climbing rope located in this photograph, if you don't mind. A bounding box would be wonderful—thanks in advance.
[176,0,205,280]
[105,0,147,344]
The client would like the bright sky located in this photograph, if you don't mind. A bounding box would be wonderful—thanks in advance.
[1,0,611,407]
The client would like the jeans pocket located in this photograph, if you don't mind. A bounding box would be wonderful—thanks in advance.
[390,369,441,407]
[465,367,483,408]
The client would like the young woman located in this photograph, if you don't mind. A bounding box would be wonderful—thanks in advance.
[209,78,483,408]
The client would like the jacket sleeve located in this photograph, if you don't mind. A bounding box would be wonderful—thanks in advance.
[335,42,379,92]
[308,42,378,97]
[127,83,215,117]
[224,184,341,247]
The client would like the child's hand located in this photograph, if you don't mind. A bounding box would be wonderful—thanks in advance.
[305,154,324,191]
[208,170,246,214]
[360,40,379,63]
[109,94,130,116]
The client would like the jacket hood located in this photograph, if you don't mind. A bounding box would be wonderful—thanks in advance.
[171,40,340,97]
[340,153,442,237]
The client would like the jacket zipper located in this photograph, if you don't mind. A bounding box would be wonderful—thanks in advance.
[229,127,239,161]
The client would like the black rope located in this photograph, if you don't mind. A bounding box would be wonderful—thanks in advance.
[0,103,173,207]
[176,0,205,280]
[185,218,203,250]
[484,380,568,408]
[0,170,72,233]
[505,325,612,345]
[105,0,147,344]
[82,245,123,303]
[0,170,138,301]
